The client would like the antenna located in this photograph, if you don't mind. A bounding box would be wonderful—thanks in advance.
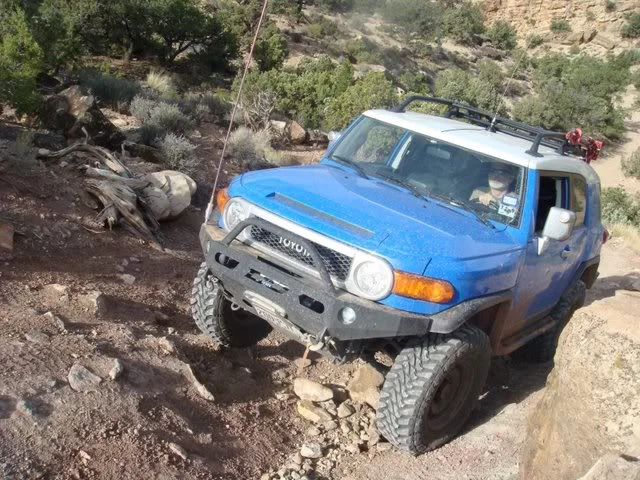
[489,36,534,131]
[488,1,544,131]
[205,0,270,221]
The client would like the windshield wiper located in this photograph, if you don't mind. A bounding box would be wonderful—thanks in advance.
[428,192,495,229]
[330,154,369,178]
[373,171,427,200]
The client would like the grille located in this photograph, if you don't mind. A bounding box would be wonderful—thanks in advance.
[249,226,353,281]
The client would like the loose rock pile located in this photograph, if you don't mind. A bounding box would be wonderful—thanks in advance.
[261,365,390,480]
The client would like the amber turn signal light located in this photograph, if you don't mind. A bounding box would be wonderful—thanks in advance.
[216,188,230,212]
[392,271,455,303]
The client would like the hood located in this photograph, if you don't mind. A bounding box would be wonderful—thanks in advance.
[235,163,521,272]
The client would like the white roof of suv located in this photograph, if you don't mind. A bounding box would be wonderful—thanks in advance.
[365,110,600,185]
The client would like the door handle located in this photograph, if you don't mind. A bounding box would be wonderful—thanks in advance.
[561,246,573,259]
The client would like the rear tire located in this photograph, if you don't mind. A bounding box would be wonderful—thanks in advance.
[377,325,491,454]
[190,262,272,347]
[512,280,586,363]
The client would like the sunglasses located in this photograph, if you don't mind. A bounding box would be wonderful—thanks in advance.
[490,168,513,176]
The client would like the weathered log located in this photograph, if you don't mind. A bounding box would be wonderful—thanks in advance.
[84,179,161,248]
[37,143,132,177]
[83,166,151,189]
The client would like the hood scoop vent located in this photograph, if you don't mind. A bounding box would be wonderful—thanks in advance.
[272,193,374,238]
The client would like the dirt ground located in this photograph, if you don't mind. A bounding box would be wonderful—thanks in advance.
[2,94,640,479]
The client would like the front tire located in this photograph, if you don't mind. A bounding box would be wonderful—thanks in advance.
[377,325,491,454]
[190,262,272,347]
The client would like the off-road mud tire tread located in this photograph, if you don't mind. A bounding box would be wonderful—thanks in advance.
[513,280,586,363]
[190,262,271,347]
[377,325,491,454]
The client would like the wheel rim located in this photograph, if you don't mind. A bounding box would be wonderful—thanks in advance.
[426,364,472,432]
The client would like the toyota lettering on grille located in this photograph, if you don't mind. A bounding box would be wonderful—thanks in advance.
[278,236,311,258]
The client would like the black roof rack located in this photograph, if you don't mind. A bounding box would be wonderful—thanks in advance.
[391,95,570,157]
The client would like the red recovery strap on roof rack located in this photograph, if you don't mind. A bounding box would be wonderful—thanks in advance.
[565,128,604,164]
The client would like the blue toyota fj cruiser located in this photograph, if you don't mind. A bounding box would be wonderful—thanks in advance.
[191,96,604,454]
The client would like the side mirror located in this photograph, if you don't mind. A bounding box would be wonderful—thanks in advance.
[327,131,342,148]
[327,131,341,142]
[538,207,576,255]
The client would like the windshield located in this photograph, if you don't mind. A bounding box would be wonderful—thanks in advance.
[329,116,526,226]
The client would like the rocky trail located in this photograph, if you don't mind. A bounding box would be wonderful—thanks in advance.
[3,157,637,479]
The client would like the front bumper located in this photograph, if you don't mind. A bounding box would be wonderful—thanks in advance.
[200,220,510,343]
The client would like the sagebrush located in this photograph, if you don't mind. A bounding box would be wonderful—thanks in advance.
[77,69,140,109]
[622,149,640,179]
[158,133,198,174]
[601,187,640,226]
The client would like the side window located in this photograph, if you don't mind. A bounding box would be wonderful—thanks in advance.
[535,174,569,233]
[332,117,403,165]
[571,175,587,226]
[353,125,404,164]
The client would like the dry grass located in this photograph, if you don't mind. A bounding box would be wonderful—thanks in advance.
[608,223,640,254]
[228,127,296,170]
[145,70,175,96]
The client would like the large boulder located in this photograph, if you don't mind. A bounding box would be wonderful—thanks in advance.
[140,170,197,220]
[521,287,640,480]
[577,454,640,480]
[561,31,585,45]
[39,85,125,149]
[592,33,617,50]
[287,121,308,145]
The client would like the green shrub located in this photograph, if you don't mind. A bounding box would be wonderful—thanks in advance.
[199,94,231,120]
[487,20,517,50]
[633,70,640,89]
[601,187,640,226]
[312,0,354,12]
[158,133,198,174]
[441,1,485,45]
[130,94,195,143]
[513,80,624,139]
[138,123,167,146]
[0,8,43,115]
[586,10,596,22]
[77,69,140,108]
[526,34,545,48]
[147,102,194,134]
[150,0,231,64]
[308,24,324,39]
[622,149,640,179]
[380,0,442,40]
[399,72,430,94]
[622,12,640,38]
[19,0,87,71]
[605,0,616,11]
[433,61,505,113]
[237,56,356,130]
[254,26,288,71]
[344,38,382,64]
[324,72,396,130]
[515,53,630,139]
[130,95,158,122]
[550,17,571,33]
[615,49,640,66]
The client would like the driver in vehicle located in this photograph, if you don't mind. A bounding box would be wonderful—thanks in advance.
[470,162,517,211]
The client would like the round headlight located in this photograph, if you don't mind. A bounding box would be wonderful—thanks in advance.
[223,198,249,231]
[351,259,393,300]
